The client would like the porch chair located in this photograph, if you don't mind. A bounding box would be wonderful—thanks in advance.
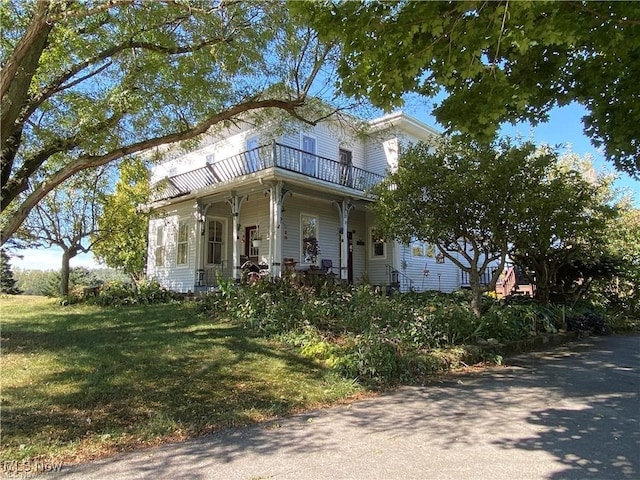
[321,259,334,274]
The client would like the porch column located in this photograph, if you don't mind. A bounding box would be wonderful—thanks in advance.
[334,199,354,282]
[269,181,287,278]
[196,201,211,268]
[194,202,204,287]
[226,193,246,282]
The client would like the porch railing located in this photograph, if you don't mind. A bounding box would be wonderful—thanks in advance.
[460,268,499,288]
[386,264,414,293]
[151,142,385,201]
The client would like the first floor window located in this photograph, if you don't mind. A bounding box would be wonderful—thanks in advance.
[371,228,386,259]
[301,214,319,263]
[155,224,165,266]
[248,227,260,258]
[412,243,424,257]
[176,221,189,265]
[207,220,223,265]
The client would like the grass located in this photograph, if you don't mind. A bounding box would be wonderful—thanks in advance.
[0,296,364,466]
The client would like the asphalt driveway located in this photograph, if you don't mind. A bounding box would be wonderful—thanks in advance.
[42,335,639,480]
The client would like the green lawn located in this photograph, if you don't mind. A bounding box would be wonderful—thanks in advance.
[0,296,362,465]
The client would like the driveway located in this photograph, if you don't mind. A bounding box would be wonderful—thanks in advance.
[42,335,639,480]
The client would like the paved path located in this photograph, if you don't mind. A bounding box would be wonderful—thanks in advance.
[43,335,639,480]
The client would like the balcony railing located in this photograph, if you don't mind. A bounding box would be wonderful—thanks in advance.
[151,142,385,201]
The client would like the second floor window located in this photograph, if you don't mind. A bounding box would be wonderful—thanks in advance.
[301,135,316,176]
[246,136,259,172]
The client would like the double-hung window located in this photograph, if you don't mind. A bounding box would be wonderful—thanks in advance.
[370,228,386,259]
[246,136,259,172]
[207,220,224,265]
[155,225,165,267]
[301,135,316,176]
[301,214,319,264]
[176,221,189,265]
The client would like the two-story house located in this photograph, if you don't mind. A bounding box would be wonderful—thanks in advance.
[145,111,478,293]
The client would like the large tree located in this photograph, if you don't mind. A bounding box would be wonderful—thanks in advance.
[597,203,640,318]
[1,0,335,245]
[300,1,640,177]
[91,157,150,283]
[15,167,110,296]
[372,136,555,316]
[509,155,618,305]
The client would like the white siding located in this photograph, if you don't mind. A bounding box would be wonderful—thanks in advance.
[364,213,392,287]
[396,243,461,293]
[147,204,199,293]
[364,136,398,176]
[280,195,341,268]
[147,111,472,291]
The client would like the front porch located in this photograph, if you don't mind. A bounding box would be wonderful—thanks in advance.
[182,187,369,293]
[149,142,383,293]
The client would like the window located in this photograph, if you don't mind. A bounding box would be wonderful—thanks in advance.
[301,135,316,175]
[339,148,353,186]
[425,244,436,258]
[155,225,164,267]
[248,226,260,258]
[176,221,189,265]
[246,136,259,172]
[207,220,224,265]
[301,214,319,264]
[370,228,386,259]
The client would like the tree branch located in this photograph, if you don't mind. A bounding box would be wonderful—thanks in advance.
[1,96,309,245]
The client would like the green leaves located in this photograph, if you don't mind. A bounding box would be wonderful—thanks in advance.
[304,1,640,177]
[2,1,334,244]
[92,157,150,282]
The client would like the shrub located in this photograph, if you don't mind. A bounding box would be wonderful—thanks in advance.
[89,279,177,307]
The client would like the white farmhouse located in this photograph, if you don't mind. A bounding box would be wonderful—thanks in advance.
[145,111,486,293]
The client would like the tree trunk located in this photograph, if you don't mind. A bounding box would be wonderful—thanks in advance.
[60,250,71,296]
[59,249,78,296]
[533,263,552,306]
[469,271,483,317]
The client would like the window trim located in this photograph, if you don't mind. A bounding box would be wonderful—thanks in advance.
[205,217,226,267]
[176,220,190,267]
[369,227,387,260]
[300,133,317,176]
[300,213,319,265]
[154,224,165,267]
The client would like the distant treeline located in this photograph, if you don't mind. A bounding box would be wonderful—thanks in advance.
[14,268,128,296]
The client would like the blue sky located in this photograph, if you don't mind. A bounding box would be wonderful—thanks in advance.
[11,102,638,272]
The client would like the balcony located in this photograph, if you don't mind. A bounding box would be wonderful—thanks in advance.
[151,141,385,202]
